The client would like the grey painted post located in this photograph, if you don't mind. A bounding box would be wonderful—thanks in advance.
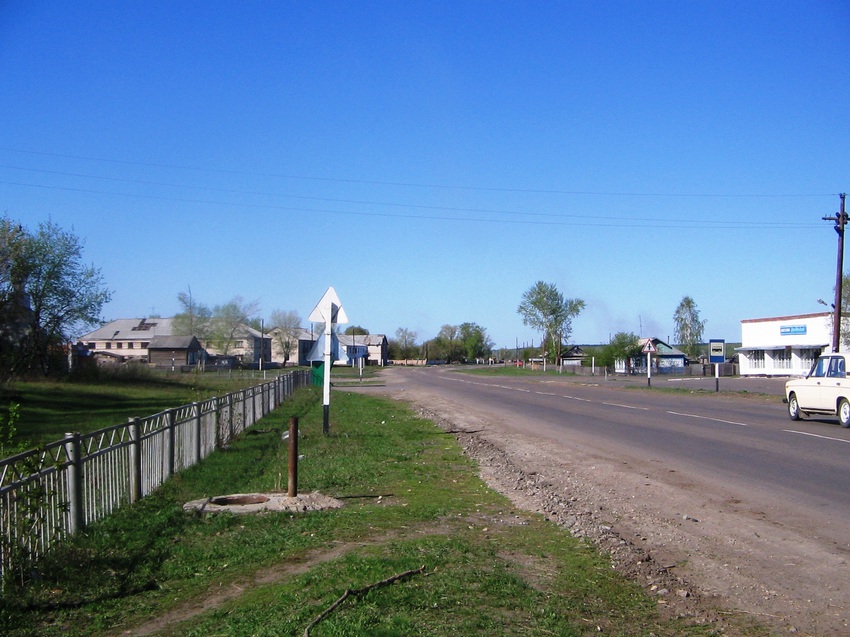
[128,417,142,503]
[227,393,234,442]
[288,417,298,497]
[166,409,176,477]
[193,402,202,464]
[63,432,84,534]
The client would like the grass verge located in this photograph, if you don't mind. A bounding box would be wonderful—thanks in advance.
[2,387,732,636]
[1,370,295,449]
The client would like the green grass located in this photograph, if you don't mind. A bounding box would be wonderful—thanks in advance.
[456,364,581,377]
[0,386,746,636]
[0,370,294,450]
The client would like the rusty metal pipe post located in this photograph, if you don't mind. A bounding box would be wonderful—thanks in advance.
[288,416,298,497]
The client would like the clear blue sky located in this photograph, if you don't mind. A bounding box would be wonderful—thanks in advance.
[2,1,848,349]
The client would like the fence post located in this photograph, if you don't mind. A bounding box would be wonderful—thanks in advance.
[193,402,202,464]
[128,417,142,503]
[288,416,298,497]
[64,432,84,535]
[166,409,176,477]
[241,390,247,434]
[227,393,234,441]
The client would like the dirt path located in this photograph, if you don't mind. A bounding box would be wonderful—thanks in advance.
[361,368,849,637]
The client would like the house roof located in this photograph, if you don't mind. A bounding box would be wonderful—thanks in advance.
[78,318,175,341]
[147,336,201,350]
[338,334,387,347]
[638,337,686,357]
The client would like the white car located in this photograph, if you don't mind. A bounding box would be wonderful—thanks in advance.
[785,353,850,427]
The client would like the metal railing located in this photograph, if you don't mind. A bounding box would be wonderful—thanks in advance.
[0,369,311,586]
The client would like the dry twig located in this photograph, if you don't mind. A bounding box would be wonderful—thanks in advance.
[303,565,427,636]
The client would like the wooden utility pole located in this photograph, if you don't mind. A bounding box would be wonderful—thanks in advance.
[823,193,848,352]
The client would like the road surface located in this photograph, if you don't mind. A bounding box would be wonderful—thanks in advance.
[354,366,850,636]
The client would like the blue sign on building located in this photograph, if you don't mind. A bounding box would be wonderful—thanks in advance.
[780,325,807,336]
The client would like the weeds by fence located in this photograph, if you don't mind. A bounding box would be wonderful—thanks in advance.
[0,369,311,590]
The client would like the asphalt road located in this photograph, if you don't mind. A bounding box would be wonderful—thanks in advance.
[390,367,850,551]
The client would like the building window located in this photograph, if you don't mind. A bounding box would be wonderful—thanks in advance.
[800,348,819,371]
[750,350,765,369]
[116,342,123,349]
[105,342,112,349]
[141,342,149,348]
[774,349,791,369]
[128,342,134,349]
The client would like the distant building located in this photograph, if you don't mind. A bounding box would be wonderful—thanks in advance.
[615,338,686,374]
[737,312,831,376]
[147,336,205,369]
[78,318,175,363]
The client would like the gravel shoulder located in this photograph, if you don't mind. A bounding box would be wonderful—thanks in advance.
[353,368,849,637]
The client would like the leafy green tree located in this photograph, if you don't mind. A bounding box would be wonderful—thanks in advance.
[172,286,212,340]
[673,296,706,359]
[435,324,462,363]
[0,217,111,377]
[270,309,302,367]
[208,296,260,356]
[393,327,417,364]
[344,325,369,335]
[599,332,641,370]
[459,322,493,361]
[517,281,585,363]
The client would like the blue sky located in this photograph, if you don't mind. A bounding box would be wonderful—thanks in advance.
[2,1,848,349]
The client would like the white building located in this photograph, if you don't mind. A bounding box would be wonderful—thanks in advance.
[738,312,833,376]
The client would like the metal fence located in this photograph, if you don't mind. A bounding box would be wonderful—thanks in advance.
[0,369,311,586]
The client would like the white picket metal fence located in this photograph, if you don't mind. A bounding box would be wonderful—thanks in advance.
[0,369,311,586]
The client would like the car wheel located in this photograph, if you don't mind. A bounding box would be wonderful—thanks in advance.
[788,393,802,421]
[839,399,850,428]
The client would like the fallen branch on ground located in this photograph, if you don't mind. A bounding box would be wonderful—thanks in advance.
[303,565,427,636]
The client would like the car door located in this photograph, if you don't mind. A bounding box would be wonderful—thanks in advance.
[796,355,828,411]
[819,355,847,412]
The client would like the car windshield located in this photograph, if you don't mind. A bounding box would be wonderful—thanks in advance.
[809,357,828,378]
[808,356,847,378]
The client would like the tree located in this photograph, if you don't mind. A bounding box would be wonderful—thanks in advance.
[344,325,369,335]
[517,281,585,363]
[459,322,493,361]
[172,286,212,340]
[673,296,706,359]
[208,296,260,356]
[0,217,112,377]
[599,332,641,371]
[394,327,417,364]
[436,324,461,363]
[270,309,302,367]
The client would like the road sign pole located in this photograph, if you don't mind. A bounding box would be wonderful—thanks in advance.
[646,352,651,387]
[323,312,332,434]
[308,287,348,436]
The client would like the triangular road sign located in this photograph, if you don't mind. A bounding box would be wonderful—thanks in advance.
[641,339,658,353]
[309,287,349,325]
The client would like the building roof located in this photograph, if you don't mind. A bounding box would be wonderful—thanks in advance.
[147,335,201,350]
[638,337,686,357]
[78,318,175,341]
[741,312,830,324]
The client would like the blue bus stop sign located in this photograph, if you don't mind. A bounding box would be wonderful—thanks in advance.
[709,339,725,365]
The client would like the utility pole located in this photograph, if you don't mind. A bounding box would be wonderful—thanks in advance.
[823,193,848,352]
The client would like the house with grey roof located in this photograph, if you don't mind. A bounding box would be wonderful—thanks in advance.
[147,336,205,369]
[78,318,175,363]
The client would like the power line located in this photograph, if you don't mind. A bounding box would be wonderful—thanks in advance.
[0,179,822,230]
[0,147,837,199]
[0,165,819,228]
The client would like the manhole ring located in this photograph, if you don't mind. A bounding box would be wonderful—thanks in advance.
[211,494,270,506]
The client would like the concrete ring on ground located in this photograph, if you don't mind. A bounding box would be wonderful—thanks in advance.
[183,492,344,515]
